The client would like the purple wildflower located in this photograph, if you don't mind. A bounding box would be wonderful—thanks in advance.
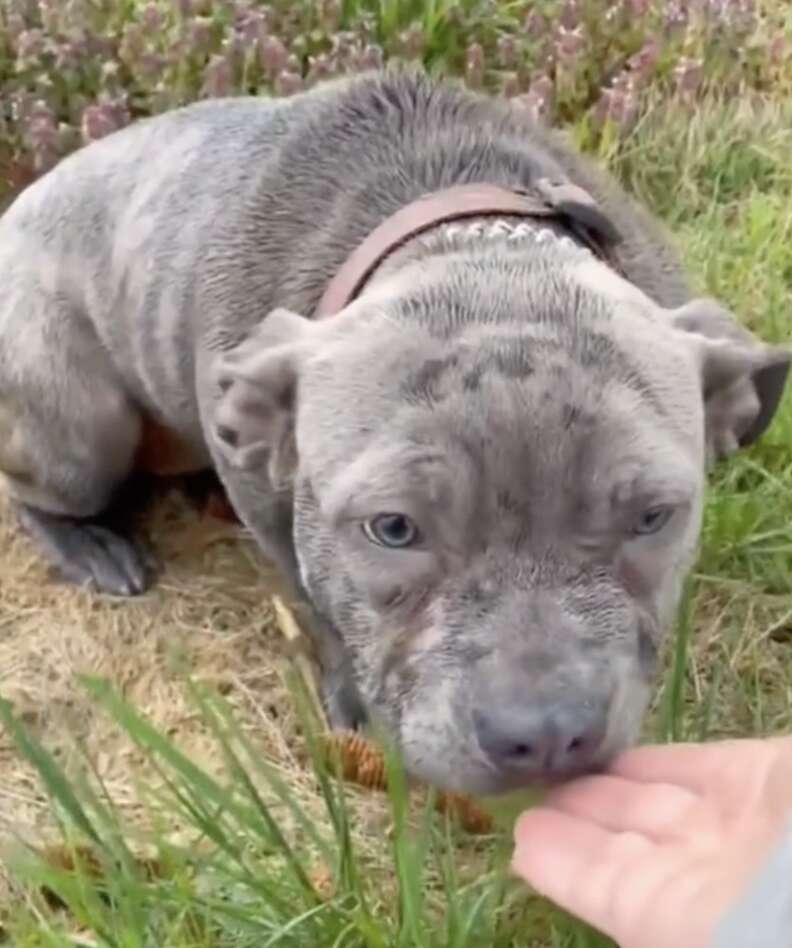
[100,60,122,88]
[673,56,703,101]
[555,25,585,62]
[559,0,580,30]
[275,69,304,96]
[221,31,245,68]
[500,71,521,98]
[4,12,26,40]
[663,0,688,29]
[80,102,120,143]
[594,71,638,128]
[514,74,553,122]
[318,0,342,32]
[358,43,384,71]
[329,31,358,69]
[702,0,756,31]
[140,3,163,35]
[186,17,214,54]
[15,28,46,62]
[307,52,335,85]
[38,0,60,34]
[202,53,233,97]
[53,40,83,71]
[523,10,545,38]
[258,34,289,78]
[237,8,268,51]
[25,99,60,171]
[119,22,145,63]
[138,52,167,80]
[628,40,658,82]
[355,12,377,43]
[464,42,485,88]
[769,31,786,66]
[496,33,518,70]
[395,25,425,60]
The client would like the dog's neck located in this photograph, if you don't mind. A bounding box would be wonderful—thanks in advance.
[382,214,590,265]
[354,214,594,309]
[314,182,617,319]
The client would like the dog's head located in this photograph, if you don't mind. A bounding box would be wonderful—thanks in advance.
[212,225,789,795]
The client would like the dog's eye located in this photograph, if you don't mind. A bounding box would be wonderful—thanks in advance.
[632,505,674,536]
[362,513,420,548]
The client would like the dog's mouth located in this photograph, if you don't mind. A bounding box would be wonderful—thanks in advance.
[478,742,615,790]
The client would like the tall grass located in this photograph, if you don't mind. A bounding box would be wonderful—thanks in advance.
[0,674,528,947]
[0,572,734,948]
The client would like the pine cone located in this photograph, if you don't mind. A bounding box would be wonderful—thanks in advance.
[320,731,494,834]
[435,792,494,835]
[39,844,164,908]
[308,861,335,900]
[321,730,387,789]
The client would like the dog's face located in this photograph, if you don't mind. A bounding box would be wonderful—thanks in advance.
[213,236,789,795]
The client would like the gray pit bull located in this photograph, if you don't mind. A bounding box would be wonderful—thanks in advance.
[0,66,788,796]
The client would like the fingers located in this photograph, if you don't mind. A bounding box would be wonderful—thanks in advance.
[511,807,651,941]
[609,740,769,794]
[543,774,706,840]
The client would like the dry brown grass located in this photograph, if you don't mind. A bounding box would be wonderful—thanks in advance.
[0,489,317,896]
[0,487,498,921]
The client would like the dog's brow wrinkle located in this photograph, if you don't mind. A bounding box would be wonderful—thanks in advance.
[490,345,534,379]
[496,488,520,513]
[402,352,460,403]
[562,327,670,420]
[562,402,584,429]
[462,366,483,391]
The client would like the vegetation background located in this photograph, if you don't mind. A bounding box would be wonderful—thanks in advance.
[0,0,790,944]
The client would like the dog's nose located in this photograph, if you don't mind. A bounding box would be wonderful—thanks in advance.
[472,701,607,778]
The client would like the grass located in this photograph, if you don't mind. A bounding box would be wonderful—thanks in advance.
[1,2,791,946]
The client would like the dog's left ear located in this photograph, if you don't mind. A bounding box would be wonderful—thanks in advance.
[670,297,790,460]
[209,308,318,489]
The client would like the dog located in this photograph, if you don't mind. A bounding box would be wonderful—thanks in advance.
[0,66,788,795]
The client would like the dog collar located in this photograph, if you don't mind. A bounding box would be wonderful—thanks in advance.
[314,179,623,318]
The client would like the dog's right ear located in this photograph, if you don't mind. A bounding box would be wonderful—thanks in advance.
[669,298,790,460]
[210,308,315,488]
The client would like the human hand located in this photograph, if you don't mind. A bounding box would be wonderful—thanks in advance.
[511,736,792,948]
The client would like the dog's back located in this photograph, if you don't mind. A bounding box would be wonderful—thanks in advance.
[1,66,690,426]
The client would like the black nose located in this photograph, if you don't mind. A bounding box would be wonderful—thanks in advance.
[472,701,607,779]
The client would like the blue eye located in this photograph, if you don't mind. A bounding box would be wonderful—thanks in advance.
[633,505,674,536]
[362,513,420,548]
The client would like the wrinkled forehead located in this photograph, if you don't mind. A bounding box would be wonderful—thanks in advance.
[415,368,701,498]
[312,358,703,532]
[300,258,706,482]
[397,314,704,450]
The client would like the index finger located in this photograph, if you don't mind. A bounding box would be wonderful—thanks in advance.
[609,738,766,793]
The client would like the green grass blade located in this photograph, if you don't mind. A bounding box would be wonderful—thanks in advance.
[0,698,101,846]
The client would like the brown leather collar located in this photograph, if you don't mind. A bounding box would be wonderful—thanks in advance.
[314,180,622,318]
